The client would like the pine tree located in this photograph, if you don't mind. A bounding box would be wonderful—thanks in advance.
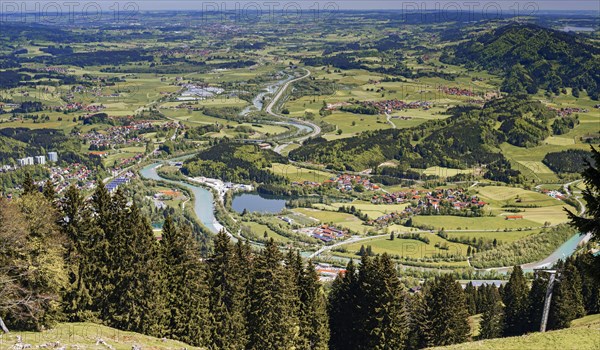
[328,260,359,350]
[246,239,299,349]
[566,145,600,242]
[367,254,408,349]
[464,282,477,315]
[406,292,428,350]
[42,180,55,202]
[207,231,248,349]
[527,276,548,332]
[59,185,97,321]
[160,216,211,346]
[566,145,600,290]
[22,172,37,195]
[297,260,329,350]
[479,285,503,339]
[548,259,586,330]
[574,253,600,314]
[422,274,470,347]
[502,266,530,336]
[103,202,167,336]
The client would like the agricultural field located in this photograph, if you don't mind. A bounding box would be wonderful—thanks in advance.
[292,207,367,233]
[445,229,540,244]
[411,216,541,231]
[270,163,334,183]
[475,186,565,207]
[242,221,290,243]
[338,233,471,259]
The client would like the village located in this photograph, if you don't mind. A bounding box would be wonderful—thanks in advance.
[367,188,487,227]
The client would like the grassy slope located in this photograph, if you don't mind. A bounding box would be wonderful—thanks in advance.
[433,314,600,350]
[0,322,201,350]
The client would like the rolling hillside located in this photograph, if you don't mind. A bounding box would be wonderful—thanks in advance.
[433,314,600,350]
[0,322,200,350]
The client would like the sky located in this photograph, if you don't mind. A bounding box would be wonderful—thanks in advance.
[130,1,599,12]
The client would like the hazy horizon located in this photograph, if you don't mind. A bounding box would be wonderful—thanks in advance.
[8,0,600,13]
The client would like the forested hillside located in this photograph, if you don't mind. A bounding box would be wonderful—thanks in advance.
[290,95,557,183]
[443,24,600,99]
[1,173,599,349]
[181,142,289,184]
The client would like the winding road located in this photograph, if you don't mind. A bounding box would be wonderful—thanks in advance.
[266,68,321,153]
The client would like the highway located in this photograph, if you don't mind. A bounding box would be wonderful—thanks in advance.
[265,68,321,153]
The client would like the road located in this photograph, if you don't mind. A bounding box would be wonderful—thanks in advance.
[564,179,585,215]
[266,68,321,154]
[385,112,397,129]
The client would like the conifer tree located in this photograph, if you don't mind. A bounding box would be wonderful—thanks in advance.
[502,266,530,336]
[297,260,329,350]
[422,274,470,347]
[566,145,600,242]
[548,259,586,330]
[566,145,600,287]
[207,231,248,349]
[246,239,299,349]
[527,276,548,332]
[103,202,167,337]
[574,253,600,314]
[160,216,211,346]
[59,185,97,321]
[328,260,359,350]
[42,180,55,202]
[22,172,36,195]
[406,291,428,350]
[367,254,408,349]
[464,282,477,315]
[479,285,503,339]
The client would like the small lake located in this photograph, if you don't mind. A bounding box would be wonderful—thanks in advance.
[231,192,288,214]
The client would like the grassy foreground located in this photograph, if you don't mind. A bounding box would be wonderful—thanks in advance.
[0,322,200,350]
[433,314,600,350]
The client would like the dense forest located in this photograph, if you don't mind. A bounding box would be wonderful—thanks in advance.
[0,180,598,349]
[181,142,289,184]
[543,149,595,173]
[443,24,600,99]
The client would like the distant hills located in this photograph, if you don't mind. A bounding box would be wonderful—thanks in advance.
[442,23,600,99]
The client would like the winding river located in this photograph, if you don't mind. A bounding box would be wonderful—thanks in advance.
[140,162,222,233]
[139,69,589,272]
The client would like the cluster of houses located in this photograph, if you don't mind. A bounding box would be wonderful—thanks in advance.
[542,189,566,200]
[51,102,105,113]
[368,188,487,226]
[361,99,433,114]
[50,163,96,193]
[311,225,348,243]
[372,188,483,207]
[324,174,380,192]
[438,85,477,97]
[548,106,589,117]
[80,120,158,148]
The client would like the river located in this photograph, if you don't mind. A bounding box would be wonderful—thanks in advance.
[140,162,222,233]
